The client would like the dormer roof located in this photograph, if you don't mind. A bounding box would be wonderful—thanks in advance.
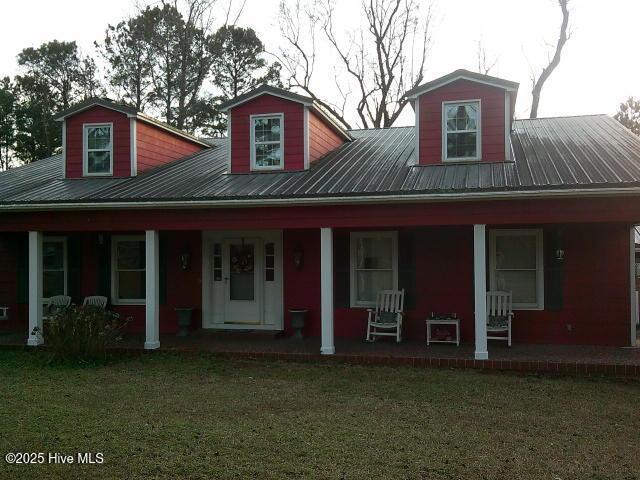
[219,85,352,141]
[405,69,519,100]
[54,97,210,148]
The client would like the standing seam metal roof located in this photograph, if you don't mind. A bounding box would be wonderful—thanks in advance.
[2,115,640,205]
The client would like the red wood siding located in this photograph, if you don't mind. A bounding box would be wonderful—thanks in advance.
[418,79,506,165]
[0,224,632,346]
[283,229,321,336]
[283,224,631,346]
[135,121,203,173]
[65,106,131,178]
[4,197,640,233]
[230,94,305,173]
[0,233,26,332]
[308,110,344,163]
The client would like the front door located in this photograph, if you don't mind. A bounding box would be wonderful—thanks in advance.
[223,239,263,324]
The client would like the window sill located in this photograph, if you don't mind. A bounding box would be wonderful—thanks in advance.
[441,157,481,163]
[111,300,145,306]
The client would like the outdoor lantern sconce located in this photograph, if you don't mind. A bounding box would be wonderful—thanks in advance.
[293,243,304,271]
[179,250,191,270]
[555,248,565,261]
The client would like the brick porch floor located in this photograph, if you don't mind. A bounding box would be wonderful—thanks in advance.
[2,329,640,376]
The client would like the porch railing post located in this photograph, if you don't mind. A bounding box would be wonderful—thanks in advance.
[144,230,160,350]
[27,231,43,346]
[473,224,488,360]
[320,227,335,355]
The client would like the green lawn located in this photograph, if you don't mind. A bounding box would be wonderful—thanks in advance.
[0,350,638,480]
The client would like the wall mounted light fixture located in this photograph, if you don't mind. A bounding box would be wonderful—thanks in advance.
[293,243,304,271]
[179,250,191,270]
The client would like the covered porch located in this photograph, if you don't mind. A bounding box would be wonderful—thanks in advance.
[0,210,636,360]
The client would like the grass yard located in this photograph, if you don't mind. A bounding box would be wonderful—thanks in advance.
[0,350,638,480]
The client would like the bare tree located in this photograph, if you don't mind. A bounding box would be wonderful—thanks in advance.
[278,0,432,129]
[476,40,497,76]
[529,0,571,119]
[277,0,351,128]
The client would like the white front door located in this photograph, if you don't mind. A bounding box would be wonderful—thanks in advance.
[223,238,263,324]
[203,230,283,330]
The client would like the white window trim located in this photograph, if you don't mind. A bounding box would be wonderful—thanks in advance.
[489,228,544,310]
[442,99,481,162]
[42,236,67,301]
[349,231,399,308]
[83,122,114,177]
[111,235,146,305]
[250,113,284,171]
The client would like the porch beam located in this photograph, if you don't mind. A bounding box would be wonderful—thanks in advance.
[144,230,160,349]
[27,231,43,346]
[473,224,488,360]
[320,227,335,355]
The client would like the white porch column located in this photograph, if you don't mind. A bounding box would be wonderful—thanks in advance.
[144,230,160,349]
[630,226,638,346]
[27,231,44,346]
[473,224,488,360]
[320,227,335,355]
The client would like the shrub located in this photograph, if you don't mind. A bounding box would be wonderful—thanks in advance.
[32,305,129,364]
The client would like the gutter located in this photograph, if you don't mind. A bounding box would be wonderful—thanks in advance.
[2,186,640,212]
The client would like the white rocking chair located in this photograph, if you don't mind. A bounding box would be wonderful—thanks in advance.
[486,291,514,347]
[366,289,405,343]
[44,295,72,319]
[82,296,108,309]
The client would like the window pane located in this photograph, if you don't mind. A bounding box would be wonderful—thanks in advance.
[43,242,64,270]
[118,271,145,299]
[255,144,282,167]
[496,271,537,304]
[447,132,477,158]
[87,151,111,173]
[356,237,393,269]
[230,244,255,300]
[356,271,393,303]
[446,104,477,131]
[117,241,145,269]
[253,117,281,142]
[496,235,537,269]
[43,271,65,298]
[87,126,111,149]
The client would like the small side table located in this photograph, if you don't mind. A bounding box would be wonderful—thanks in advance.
[426,315,460,346]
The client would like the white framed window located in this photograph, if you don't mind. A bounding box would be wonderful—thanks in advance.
[42,237,67,300]
[490,229,544,310]
[112,235,145,304]
[83,123,113,176]
[442,100,481,161]
[250,114,284,170]
[350,231,398,307]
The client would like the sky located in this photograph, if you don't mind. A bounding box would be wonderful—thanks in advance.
[0,0,638,127]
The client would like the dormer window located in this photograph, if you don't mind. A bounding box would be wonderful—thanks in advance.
[250,114,283,170]
[83,123,113,176]
[443,101,480,161]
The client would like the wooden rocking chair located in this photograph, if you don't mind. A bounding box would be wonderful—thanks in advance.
[366,289,405,343]
[486,291,514,347]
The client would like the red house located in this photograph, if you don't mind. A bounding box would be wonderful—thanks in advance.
[1,69,640,360]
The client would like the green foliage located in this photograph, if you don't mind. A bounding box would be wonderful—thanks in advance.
[33,305,128,364]
[13,75,60,163]
[615,97,640,136]
[13,40,101,163]
[210,25,283,99]
[0,77,16,170]
[99,16,154,111]
[17,40,99,110]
